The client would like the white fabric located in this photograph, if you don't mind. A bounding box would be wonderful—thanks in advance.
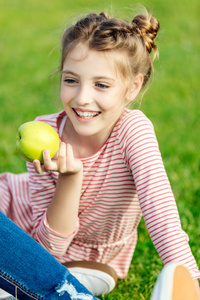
[0,288,13,299]
[150,262,198,300]
[151,262,178,300]
[68,267,116,296]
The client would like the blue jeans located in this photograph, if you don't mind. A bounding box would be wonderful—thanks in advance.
[0,211,99,300]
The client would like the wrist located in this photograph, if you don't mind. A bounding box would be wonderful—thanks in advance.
[58,165,83,178]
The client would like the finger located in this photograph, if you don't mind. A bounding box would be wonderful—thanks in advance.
[43,149,58,171]
[65,143,82,173]
[66,143,75,161]
[57,142,67,173]
[33,159,45,174]
[66,144,82,169]
[58,142,66,157]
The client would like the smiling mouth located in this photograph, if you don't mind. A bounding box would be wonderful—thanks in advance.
[73,108,101,119]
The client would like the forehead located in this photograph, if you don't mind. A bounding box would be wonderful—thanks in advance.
[63,44,124,79]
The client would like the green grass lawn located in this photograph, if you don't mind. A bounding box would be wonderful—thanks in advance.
[0,0,200,298]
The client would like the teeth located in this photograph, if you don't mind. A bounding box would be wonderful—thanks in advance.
[75,110,100,119]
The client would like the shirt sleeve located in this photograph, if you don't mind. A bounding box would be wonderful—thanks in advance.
[27,162,79,259]
[121,111,200,279]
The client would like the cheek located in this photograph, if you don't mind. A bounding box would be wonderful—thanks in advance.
[100,101,125,116]
[60,84,65,101]
[97,90,124,111]
[60,86,71,104]
[104,95,125,112]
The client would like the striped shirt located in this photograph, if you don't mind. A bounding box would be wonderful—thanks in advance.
[1,109,200,279]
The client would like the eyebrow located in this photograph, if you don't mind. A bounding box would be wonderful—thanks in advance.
[62,70,115,82]
[62,70,76,75]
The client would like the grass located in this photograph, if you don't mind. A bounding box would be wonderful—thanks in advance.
[0,0,200,298]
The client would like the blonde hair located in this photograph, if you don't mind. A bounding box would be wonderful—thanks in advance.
[59,9,160,92]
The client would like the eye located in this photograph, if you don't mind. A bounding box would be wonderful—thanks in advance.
[96,82,109,89]
[63,78,77,84]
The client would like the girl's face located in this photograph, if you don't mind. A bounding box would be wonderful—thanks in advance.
[60,44,142,143]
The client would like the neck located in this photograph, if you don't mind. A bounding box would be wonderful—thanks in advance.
[62,119,110,158]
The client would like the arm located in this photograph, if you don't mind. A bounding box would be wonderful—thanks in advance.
[27,142,82,258]
[34,142,83,236]
[122,111,200,280]
[194,280,200,299]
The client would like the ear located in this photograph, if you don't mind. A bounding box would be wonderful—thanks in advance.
[126,73,144,104]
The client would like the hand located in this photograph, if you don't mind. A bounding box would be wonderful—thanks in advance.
[33,142,83,175]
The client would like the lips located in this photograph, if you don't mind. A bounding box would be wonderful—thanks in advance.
[73,108,101,119]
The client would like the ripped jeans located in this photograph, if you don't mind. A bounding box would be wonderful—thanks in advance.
[0,212,99,300]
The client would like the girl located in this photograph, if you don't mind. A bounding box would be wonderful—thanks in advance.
[0,8,200,299]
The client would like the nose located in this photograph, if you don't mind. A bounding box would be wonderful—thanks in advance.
[75,84,93,106]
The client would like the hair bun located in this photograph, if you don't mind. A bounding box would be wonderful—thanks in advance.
[132,13,160,54]
[99,12,111,19]
[87,12,110,20]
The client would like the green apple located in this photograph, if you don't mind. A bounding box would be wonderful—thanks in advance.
[16,121,60,163]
